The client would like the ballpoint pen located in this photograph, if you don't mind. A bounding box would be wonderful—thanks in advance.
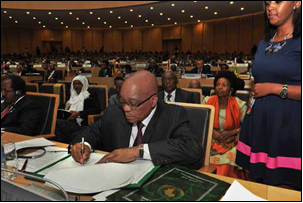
[81,137,84,166]
[21,159,28,172]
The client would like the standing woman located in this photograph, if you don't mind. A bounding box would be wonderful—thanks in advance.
[236,1,301,190]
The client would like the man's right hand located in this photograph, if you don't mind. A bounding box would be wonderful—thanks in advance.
[71,143,91,164]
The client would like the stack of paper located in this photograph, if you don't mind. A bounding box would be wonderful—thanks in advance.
[15,138,55,150]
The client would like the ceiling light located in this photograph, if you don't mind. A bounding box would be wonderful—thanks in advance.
[55,17,58,20]
[190,15,194,18]
[241,7,244,10]
[87,26,90,28]
[145,19,149,22]
[109,25,112,28]
[151,24,154,26]
[214,12,218,15]
[82,22,85,24]
[194,1,197,2]
[125,21,128,24]
[104,22,107,24]
[110,11,113,14]
[33,17,36,20]
[167,18,171,20]
[3,11,7,14]
[138,14,142,18]
[118,16,121,19]
[43,25,46,28]
[230,1,234,4]
[66,26,68,28]
[61,22,64,24]
[76,17,79,20]
[150,7,154,10]
[9,16,12,19]
[98,17,101,20]
[48,12,52,15]
[160,13,163,16]
[26,11,30,15]
[15,21,18,23]
[174,22,177,25]
[90,11,93,15]
[131,25,133,27]
[171,3,175,6]
[197,20,201,22]
[182,10,185,13]
[130,9,133,12]
[38,21,41,24]
[69,12,73,15]
[205,6,209,9]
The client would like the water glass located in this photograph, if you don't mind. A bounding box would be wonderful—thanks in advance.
[1,141,18,180]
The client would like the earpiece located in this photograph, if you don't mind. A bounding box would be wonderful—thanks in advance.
[15,90,21,96]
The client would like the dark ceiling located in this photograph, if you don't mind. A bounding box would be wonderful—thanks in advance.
[1,1,264,29]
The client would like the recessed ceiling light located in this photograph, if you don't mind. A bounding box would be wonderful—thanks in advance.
[66,26,68,28]
[171,3,175,6]
[194,1,197,2]
[33,17,36,20]
[48,12,52,15]
[214,12,218,15]
[118,16,121,19]
[109,25,112,28]
[230,1,234,4]
[182,10,185,13]
[9,16,12,19]
[43,25,46,28]
[190,15,194,18]
[150,7,154,10]
[130,9,133,12]
[174,22,177,25]
[26,11,30,15]
[98,17,101,20]
[205,6,209,9]
[104,21,107,24]
[87,26,90,28]
[61,22,64,24]
[131,25,133,27]
[55,17,58,20]
[145,19,148,22]
[15,21,18,23]
[76,17,79,20]
[38,21,41,24]
[160,13,163,16]
[197,20,201,22]
[151,24,154,26]
[138,14,142,18]
[69,12,73,15]
[167,18,171,20]
[125,21,128,24]
[3,11,7,14]
[82,22,85,24]
[110,11,113,14]
[90,11,93,15]
[241,7,244,10]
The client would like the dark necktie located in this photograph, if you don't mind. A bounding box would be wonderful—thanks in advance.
[167,94,172,101]
[134,122,145,146]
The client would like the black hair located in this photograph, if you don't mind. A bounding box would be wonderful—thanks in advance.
[114,77,124,82]
[213,71,244,96]
[1,74,26,96]
[162,71,178,85]
[102,60,110,66]
[264,2,302,41]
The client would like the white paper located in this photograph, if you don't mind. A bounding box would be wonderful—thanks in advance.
[93,190,119,201]
[15,138,55,150]
[221,180,267,201]
[6,159,26,171]
[44,163,137,194]
[127,159,155,184]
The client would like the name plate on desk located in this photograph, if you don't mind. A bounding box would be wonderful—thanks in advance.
[181,74,201,79]
[57,64,66,68]
[83,64,91,68]
[33,64,42,68]
[9,65,17,68]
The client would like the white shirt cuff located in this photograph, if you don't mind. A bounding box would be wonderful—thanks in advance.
[143,144,152,160]
[84,141,93,152]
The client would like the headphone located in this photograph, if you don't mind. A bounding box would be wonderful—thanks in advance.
[15,90,21,96]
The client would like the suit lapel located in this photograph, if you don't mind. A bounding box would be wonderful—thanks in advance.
[157,91,164,102]
[175,88,183,102]
[142,104,161,143]
[118,116,133,148]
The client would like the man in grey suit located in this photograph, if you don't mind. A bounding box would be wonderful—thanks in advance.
[71,70,203,169]
[158,71,198,104]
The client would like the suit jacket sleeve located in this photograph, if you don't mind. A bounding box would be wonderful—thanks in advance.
[80,97,101,119]
[148,107,203,169]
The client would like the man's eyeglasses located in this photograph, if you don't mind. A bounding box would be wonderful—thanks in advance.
[1,89,14,95]
[118,93,156,110]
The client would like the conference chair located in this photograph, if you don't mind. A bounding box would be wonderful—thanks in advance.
[235,90,251,104]
[181,88,204,104]
[58,81,71,100]
[40,83,66,108]
[87,85,108,125]
[167,102,215,173]
[201,85,214,97]
[25,83,39,93]
[26,92,59,138]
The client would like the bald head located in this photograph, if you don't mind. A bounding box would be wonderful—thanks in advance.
[188,79,201,88]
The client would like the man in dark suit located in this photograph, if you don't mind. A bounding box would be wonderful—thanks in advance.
[157,71,198,104]
[98,60,112,77]
[70,70,203,169]
[1,75,41,135]
[190,60,211,78]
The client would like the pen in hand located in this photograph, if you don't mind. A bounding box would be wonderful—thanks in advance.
[81,137,84,166]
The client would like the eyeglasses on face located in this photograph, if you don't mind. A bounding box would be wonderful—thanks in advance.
[1,89,14,94]
[118,93,156,110]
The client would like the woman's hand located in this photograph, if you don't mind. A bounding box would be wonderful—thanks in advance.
[252,83,276,98]
[68,111,80,120]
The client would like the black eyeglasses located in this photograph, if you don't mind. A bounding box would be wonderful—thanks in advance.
[118,93,157,110]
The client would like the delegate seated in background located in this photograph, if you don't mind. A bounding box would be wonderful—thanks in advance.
[45,64,59,83]
[188,79,201,89]
[190,60,211,78]
[108,77,124,106]
[1,75,41,135]
[202,71,248,179]
[70,70,203,169]
[55,75,100,143]
[98,60,112,77]
[158,71,197,104]
[145,59,163,77]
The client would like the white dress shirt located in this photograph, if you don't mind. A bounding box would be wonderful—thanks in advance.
[164,89,176,102]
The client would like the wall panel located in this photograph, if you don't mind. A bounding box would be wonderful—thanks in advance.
[143,29,153,52]
[1,28,7,54]
[132,29,142,52]
[18,28,32,54]
[226,18,240,54]
[42,29,62,41]
[83,30,93,51]
[192,23,203,53]
[203,21,214,52]
[239,15,253,54]
[153,28,162,52]
[181,25,192,52]
[123,30,133,52]
[63,29,72,52]
[112,30,122,52]
[253,13,264,46]
[31,29,43,55]
[103,30,113,52]
[6,27,20,54]
[214,19,227,54]
[162,26,181,40]
[92,30,103,52]
[71,30,83,52]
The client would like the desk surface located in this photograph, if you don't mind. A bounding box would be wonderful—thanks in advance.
[2,132,301,201]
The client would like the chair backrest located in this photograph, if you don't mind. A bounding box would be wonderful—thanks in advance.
[58,81,71,101]
[167,102,215,167]
[201,85,214,96]
[26,92,59,135]
[88,85,108,112]
[25,83,39,92]
[181,88,204,104]
[235,90,251,104]
[40,83,66,107]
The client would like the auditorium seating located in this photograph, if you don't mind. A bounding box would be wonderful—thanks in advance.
[25,83,39,93]
[40,83,66,108]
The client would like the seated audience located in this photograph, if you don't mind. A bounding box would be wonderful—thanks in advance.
[98,60,112,77]
[158,71,197,103]
[108,77,124,106]
[190,60,211,78]
[1,75,41,135]
[70,70,203,169]
[202,71,247,179]
[188,79,201,89]
[55,75,100,143]
[15,64,26,76]
[45,64,59,83]
[145,59,163,77]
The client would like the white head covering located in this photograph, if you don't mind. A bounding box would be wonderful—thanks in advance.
[67,76,90,126]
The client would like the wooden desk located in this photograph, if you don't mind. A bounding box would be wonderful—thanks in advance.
[2,132,301,201]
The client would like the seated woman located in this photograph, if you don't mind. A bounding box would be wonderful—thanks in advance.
[55,75,100,143]
[202,71,247,179]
